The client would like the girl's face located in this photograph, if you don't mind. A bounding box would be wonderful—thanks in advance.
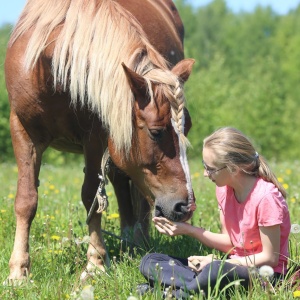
[202,147,229,187]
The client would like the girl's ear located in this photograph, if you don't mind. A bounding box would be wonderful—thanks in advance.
[229,165,239,175]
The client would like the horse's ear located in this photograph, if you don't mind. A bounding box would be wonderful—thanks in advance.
[122,63,149,105]
[171,58,195,83]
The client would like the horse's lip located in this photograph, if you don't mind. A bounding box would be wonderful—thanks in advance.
[188,203,197,212]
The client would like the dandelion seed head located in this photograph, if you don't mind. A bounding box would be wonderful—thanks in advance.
[61,237,69,244]
[79,285,94,300]
[259,265,274,278]
[82,235,90,243]
[169,260,175,266]
[291,224,300,234]
[127,296,138,300]
[75,238,82,245]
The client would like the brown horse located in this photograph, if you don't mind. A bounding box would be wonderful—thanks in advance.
[5,0,196,282]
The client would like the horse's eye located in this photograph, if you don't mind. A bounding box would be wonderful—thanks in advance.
[149,129,163,141]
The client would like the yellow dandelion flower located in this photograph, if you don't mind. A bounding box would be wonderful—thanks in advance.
[107,191,113,197]
[291,198,296,203]
[193,172,200,178]
[102,211,106,215]
[73,178,81,184]
[49,184,55,190]
[283,183,289,190]
[64,295,70,299]
[277,177,283,183]
[1,209,6,213]
[51,235,60,241]
[41,233,46,238]
[294,290,300,298]
[285,169,292,175]
[55,189,59,194]
[48,250,53,253]
[50,216,55,220]
[107,213,119,219]
[8,193,14,199]
[44,190,49,195]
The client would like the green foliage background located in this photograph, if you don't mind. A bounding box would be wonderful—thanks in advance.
[0,0,300,163]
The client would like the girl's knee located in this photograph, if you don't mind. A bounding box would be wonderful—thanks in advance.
[139,253,159,274]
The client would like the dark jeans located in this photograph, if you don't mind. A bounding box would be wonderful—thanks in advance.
[140,253,251,298]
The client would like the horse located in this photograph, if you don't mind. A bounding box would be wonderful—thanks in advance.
[4,0,196,283]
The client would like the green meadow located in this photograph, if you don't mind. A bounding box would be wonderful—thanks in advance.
[0,158,299,299]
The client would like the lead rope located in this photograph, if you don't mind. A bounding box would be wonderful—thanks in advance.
[86,148,111,225]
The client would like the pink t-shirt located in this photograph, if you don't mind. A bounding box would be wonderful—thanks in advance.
[216,178,290,274]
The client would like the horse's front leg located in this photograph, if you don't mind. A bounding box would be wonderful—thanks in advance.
[109,170,151,246]
[6,112,43,283]
[81,147,109,280]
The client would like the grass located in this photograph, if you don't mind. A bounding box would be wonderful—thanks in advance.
[0,158,299,299]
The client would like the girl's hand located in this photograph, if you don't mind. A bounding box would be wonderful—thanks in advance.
[188,254,214,272]
[152,217,191,236]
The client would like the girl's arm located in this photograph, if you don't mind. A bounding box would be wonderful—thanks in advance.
[227,224,281,267]
[152,216,233,253]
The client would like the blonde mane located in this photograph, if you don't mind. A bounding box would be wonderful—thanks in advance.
[10,0,188,154]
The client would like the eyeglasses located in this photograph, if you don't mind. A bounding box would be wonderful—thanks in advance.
[202,160,227,176]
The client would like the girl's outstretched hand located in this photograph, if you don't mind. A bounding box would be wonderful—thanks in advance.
[152,216,192,236]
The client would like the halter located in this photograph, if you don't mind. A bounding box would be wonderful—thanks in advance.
[86,148,111,224]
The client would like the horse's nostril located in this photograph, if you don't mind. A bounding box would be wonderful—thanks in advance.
[155,205,164,217]
[173,202,188,214]
[155,201,193,222]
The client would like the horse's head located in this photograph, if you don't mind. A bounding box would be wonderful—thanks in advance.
[108,58,196,222]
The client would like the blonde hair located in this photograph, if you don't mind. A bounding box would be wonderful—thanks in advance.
[9,0,189,155]
[203,127,286,198]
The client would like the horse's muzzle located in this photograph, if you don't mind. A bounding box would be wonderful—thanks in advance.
[154,197,196,222]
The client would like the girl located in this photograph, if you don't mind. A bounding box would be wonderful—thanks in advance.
[138,127,291,298]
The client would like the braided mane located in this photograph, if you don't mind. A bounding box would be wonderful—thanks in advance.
[9,0,189,153]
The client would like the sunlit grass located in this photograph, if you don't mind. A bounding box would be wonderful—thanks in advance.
[0,159,299,299]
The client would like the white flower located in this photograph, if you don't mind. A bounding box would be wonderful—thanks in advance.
[259,265,274,278]
[77,285,94,300]
[127,296,138,300]
[291,224,300,234]
[61,237,69,244]
[169,260,175,266]
[82,235,91,243]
